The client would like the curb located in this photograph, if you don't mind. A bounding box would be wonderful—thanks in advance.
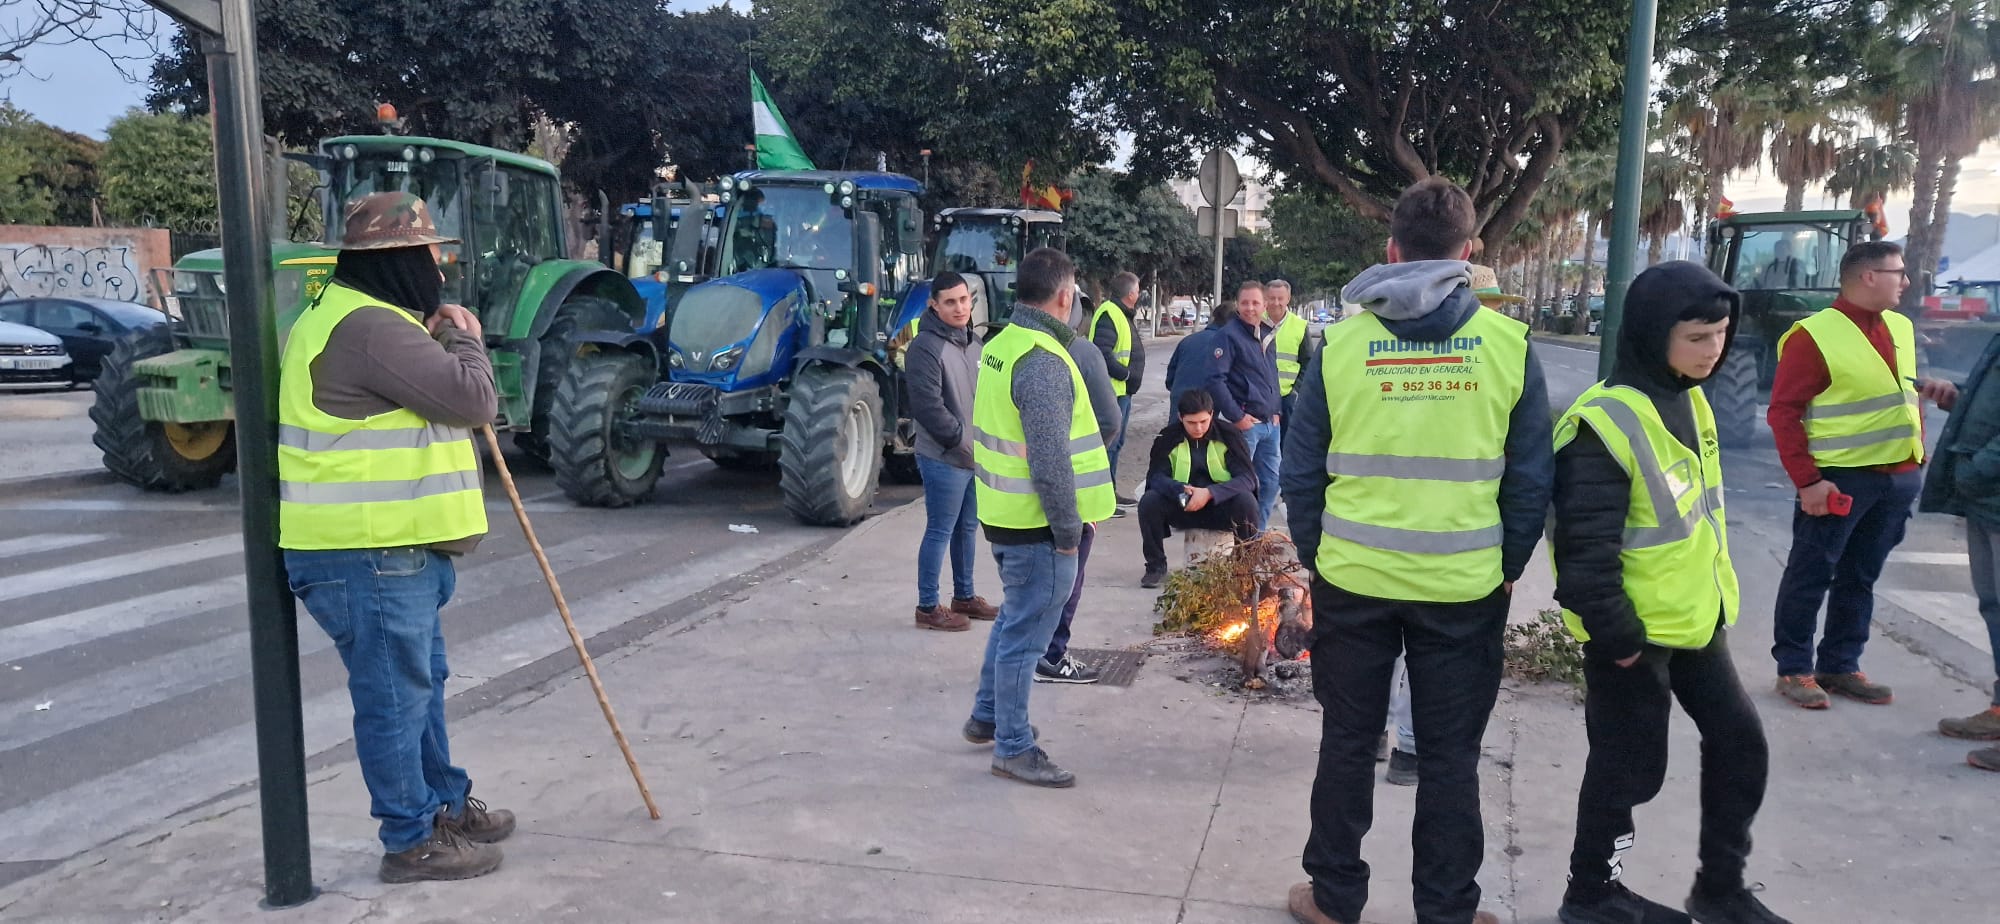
[1532,334,1601,352]
[0,468,118,500]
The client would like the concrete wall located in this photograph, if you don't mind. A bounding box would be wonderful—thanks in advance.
[0,227,172,304]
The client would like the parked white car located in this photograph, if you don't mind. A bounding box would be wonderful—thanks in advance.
[0,319,74,390]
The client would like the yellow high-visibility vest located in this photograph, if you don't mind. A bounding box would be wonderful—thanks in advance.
[1777,307,1924,468]
[971,323,1116,528]
[278,282,486,550]
[1274,311,1309,396]
[1090,299,1135,397]
[1315,309,1528,602]
[1553,383,1738,648]
[1169,438,1232,484]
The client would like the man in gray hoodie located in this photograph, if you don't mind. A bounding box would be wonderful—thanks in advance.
[905,271,1001,631]
[1280,178,1552,924]
[965,247,1117,787]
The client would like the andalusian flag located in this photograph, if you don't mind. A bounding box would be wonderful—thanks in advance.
[751,70,815,171]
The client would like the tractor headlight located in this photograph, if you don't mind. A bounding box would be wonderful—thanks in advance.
[667,349,685,369]
[401,146,416,161]
[710,347,743,371]
[212,275,227,295]
[736,179,751,192]
[418,147,435,164]
[840,195,853,209]
[173,271,200,295]
[823,183,837,195]
[720,190,733,204]
[838,180,855,196]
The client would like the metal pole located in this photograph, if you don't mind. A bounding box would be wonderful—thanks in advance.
[1599,0,1658,379]
[1211,222,1225,307]
[209,0,316,906]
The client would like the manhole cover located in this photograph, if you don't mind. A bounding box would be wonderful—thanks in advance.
[1063,648,1144,687]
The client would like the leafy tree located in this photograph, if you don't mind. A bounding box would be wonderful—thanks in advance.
[0,116,54,225]
[1253,185,1381,296]
[1061,170,1204,298]
[98,109,217,229]
[0,104,105,226]
[1826,136,1918,209]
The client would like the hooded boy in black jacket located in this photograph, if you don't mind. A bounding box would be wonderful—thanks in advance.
[1552,262,1791,924]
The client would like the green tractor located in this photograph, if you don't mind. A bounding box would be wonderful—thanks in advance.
[93,134,645,490]
[1700,209,1879,448]
[928,207,1065,332]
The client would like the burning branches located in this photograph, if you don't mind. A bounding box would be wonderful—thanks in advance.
[1153,531,1312,690]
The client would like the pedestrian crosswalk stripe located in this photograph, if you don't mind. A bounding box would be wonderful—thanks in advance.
[0,534,109,560]
[0,576,243,663]
[0,535,241,605]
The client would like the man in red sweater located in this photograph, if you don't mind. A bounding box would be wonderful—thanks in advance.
[1767,241,1957,709]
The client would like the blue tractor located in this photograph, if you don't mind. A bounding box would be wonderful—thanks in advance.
[548,170,931,526]
[928,207,1065,332]
[613,179,721,334]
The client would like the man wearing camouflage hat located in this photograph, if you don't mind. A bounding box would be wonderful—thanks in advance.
[278,192,514,883]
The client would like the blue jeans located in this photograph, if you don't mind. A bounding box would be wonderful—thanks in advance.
[1966,520,2000,705]
[285,547,472,853]
[916,455,978,608]
[1242,420,1283,531]
[1771,468,1921,676]
[1046,523,1095,663]
[1107,396,1133,486]
[972,542,1079,757]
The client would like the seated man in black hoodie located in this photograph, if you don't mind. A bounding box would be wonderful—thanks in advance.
[1552,261,1790,924]
[1138,389,1259,588]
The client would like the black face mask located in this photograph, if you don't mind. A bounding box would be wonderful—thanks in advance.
[332,246,443,317]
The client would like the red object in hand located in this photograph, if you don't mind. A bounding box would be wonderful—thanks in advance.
[1828,492,1854,516]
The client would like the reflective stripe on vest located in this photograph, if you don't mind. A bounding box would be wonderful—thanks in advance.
[1090,299,1135,397]
[1552,384,1739,649]
[1315,309,1527,603]
[1169,439,1232,484]
[277,281,487,550]
[1275,311,1309,396]
[1777,307,1924,467]
[971,323,1117,528]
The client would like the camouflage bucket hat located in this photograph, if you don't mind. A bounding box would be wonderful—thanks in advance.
[337,191,460,251]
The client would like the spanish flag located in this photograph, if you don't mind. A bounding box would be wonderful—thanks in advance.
[1717,194,1737,219]
[1019,161,1070,211]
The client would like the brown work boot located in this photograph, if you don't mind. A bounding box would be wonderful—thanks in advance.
[449,796,515,844]
[1939,705,2000,740]
[1816,671,1893,705]
[1969,745,2000,772]
[914,605,970,631]
[379,819,503,883]
[951,595,1000,620]
[1775,674,1831,709]
[1287,882,1348,924]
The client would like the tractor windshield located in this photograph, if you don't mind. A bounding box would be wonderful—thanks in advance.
[933,220,1018,274]
[721,185,853,274]
[328,154,470,303]
[625,212,665,280]
[1727,224,1850,291]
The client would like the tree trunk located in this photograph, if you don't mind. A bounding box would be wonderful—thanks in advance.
[1576,214,1599,304]
[1647,235,1664,267]
[1928,155,1964,293]
[1902,139,1946,312]
[1784,180,1807,213]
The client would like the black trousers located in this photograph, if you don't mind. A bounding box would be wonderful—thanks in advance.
[1569,626,1769,897]
[1302,580,1506,924]
[1138,488,1258,568]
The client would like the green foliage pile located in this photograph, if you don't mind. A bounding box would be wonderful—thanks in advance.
[1504,609,1587,690]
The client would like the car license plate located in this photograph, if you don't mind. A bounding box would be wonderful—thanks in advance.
[0,357,60,370]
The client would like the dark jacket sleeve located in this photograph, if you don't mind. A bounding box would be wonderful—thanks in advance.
[904,336,961,453]
[1281,348,1332,568]
[1093,313,1131,382]
[1552,426,1648,661]
[1498,342,1555,582]
[1209,424,1258,504]
[1204,337,1245,421]
[1146,426,1182,497]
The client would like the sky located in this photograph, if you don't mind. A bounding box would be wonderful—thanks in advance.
[7,8,1996,248]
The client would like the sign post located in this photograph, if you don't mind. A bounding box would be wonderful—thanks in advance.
[148,0,315,908]
[1197,149,1241,307]
[1599,0,1659,378]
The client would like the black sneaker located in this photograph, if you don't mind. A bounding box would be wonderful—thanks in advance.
[1111,506,1129,519]
[991,746,1076,787]
[1141,565,1167,588]
[1560,881,1692,924]
[1385,748,1419,786]
[1685,885,1793,924]
[1035,654,1102,684]
[962,717,1038,745]
[1116,493,1139,508]
[379,818,503,883]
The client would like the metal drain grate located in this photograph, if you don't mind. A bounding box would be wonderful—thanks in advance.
[1063,648,1145,687]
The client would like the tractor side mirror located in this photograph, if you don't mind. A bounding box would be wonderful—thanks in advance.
[485,171,511,209]
[898,207,923,256]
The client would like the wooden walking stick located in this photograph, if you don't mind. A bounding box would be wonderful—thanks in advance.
[479,426,662,820]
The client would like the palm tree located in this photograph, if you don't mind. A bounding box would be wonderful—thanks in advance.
[1825,136,1919,210]
[1663,80,1773,246]
[1769,97,1849,212]
[1638,152,1698,266]
[1558,149,1617,304]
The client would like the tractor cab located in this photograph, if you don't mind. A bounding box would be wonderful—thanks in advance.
[929,207,1065,329]
[1706,210,1873,388]
[619,180,721,334]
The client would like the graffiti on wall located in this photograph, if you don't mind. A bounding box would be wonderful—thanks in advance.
[0,245,143,302]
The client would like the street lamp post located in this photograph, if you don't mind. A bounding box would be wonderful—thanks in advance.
[1599,0,1660,379]
[146,0,315,908]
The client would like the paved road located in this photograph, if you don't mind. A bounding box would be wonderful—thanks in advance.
[0,390,97,482]
[0,446,919,887]
[1534,338,1996,688]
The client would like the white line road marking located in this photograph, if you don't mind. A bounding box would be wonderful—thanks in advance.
[0,535,240,604]
[1877,588,1994,654]
[0,533,108,560]
[1889,550,1972,566]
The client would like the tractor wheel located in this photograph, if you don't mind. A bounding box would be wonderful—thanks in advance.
[779,365,883,526]
[549,349,663,507]
[1704,344,1759,449]
[89,326,235,492]
[881,451,923,485]
[520,296,629,464]
[702,447,778,471]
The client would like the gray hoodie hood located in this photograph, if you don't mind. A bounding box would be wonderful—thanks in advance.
[1340,260,1472,322]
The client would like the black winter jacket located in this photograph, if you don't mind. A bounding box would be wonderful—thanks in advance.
[1092,300,1146,393]
[1552,261,1740,660]
[1921,332,2000,529]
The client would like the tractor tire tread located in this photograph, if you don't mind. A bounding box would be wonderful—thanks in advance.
[549,350,661,507]
[778,365,881,526]
[88,326,233,492]
[1705,344,1759,449]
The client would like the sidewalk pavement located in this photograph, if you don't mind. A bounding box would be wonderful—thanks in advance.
[4,361,1996,923]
